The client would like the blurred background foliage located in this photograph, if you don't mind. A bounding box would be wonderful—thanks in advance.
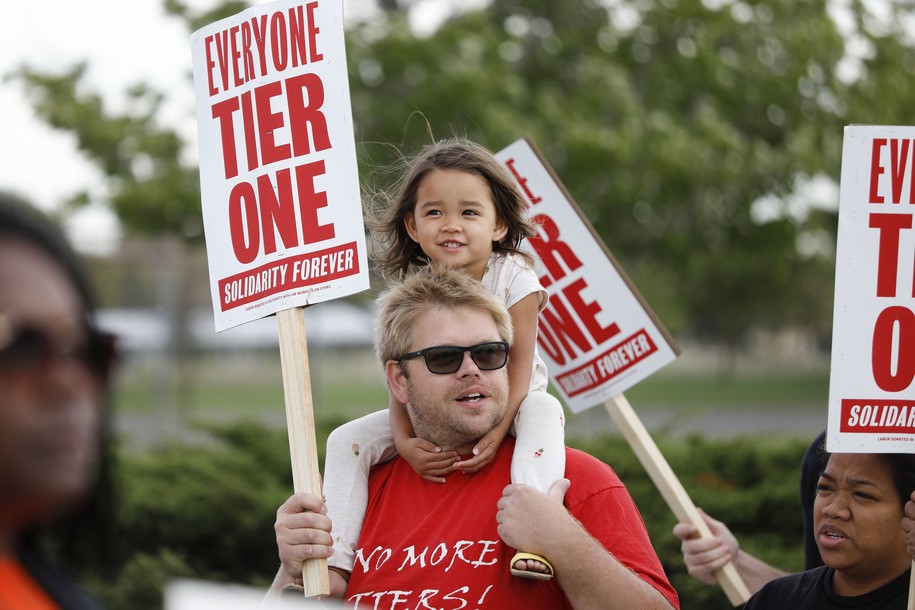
[17,0,915,349]
[71,421,810,610]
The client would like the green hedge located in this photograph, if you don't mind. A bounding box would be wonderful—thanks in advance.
[76,420,811,609]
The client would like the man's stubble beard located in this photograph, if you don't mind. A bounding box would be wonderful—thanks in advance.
[404,377,507,452]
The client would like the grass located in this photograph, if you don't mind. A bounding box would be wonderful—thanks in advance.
[111,347,831,428]
[624,368,831,409]
[112,349,389,419]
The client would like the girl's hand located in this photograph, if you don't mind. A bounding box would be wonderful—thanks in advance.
[399,437,460,483]
[453,426,507,473]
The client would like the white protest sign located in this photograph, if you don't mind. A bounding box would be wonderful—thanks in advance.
[828,125,915,453]
[497,139,751,605]
[495,138,679,413]
[191,0,368,332]
[191,1,368,596]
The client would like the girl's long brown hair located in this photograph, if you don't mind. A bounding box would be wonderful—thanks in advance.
[365,138,537,280]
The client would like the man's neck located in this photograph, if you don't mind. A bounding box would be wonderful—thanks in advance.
[432,438,478,455]
[451,443,479,456]
[412,423,482,456]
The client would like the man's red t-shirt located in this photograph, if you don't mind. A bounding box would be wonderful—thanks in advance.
[345,438,679,609]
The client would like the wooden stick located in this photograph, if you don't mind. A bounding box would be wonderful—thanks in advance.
[604,394,751,606]
[277,308,329,597]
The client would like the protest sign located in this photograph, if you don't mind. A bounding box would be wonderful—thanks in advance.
[497,138,751,605]
[192,0,369,596]
[496,140,679,413]
[495,139,678,412]
[828,125,915,453]
[192,0,368,333]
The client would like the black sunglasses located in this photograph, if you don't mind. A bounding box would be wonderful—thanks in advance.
[0,317,118,381]
[398,341,509,374]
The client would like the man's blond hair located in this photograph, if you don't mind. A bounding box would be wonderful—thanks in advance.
[374,265,514,364]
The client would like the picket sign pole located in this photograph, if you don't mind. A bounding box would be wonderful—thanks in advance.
[908,561,914,610]
[604,394,751,606]
[277,308,330,597]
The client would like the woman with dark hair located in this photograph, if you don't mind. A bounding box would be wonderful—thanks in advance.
[743,451,915,609]
[0,193,117,609]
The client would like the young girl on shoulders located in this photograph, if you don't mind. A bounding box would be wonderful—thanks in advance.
[323,138,565,582]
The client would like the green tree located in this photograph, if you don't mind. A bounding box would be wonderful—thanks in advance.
[345,0,856,351]
[14,0,915,350]
[16,64,202,240]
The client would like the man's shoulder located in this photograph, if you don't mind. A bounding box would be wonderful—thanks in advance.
[562,447,626,501]
[564,446,619,475]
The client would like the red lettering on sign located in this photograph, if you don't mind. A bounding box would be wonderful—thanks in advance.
[562,277,620,344]
[218,241,359,311]
[256,168,298,256]
[890,139,911,203]
[270,11,289,70]
[228,181,260,263]
[286,73,330,156]
[295,160,335,244]
[239,21,255,84]
[556,329,657,397]
[204,2,323,96]
[528,214,582,287]
[204,34,219,96]
[868,138,915,205]
[291,3,323,66]
[538,295,591,366]
[240,91,258,172]
[840,399,915,433]
[209,75,331,179]
[211,96,241,179]
[255,80,290,165]
[869,138,886,204]
[250,14,270,75]
[226,160,335,264]
[214,29,232,93]
[868,213,913,297]
[228,25,243,87]
[504,158,542,206]
[872,306,915,392]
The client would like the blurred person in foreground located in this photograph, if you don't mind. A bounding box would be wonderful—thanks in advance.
[0,193,117,609]
[267,266,678,609]
[743,451,914,608]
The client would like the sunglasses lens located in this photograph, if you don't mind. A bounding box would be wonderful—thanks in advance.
[472,343,507,370]
[0,328,51,370]
[0,325,116,379]
[424,347,463,374]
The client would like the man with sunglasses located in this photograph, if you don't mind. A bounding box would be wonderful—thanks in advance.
[269,266,679,609]
[0,193,116,609]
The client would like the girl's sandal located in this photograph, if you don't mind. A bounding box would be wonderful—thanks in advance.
[509,551,554,581]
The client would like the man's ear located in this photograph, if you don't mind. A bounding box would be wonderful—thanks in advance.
[385,359,410,405]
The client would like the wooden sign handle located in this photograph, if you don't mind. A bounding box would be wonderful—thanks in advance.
[603,394,751,606]
[277,308,329,597]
